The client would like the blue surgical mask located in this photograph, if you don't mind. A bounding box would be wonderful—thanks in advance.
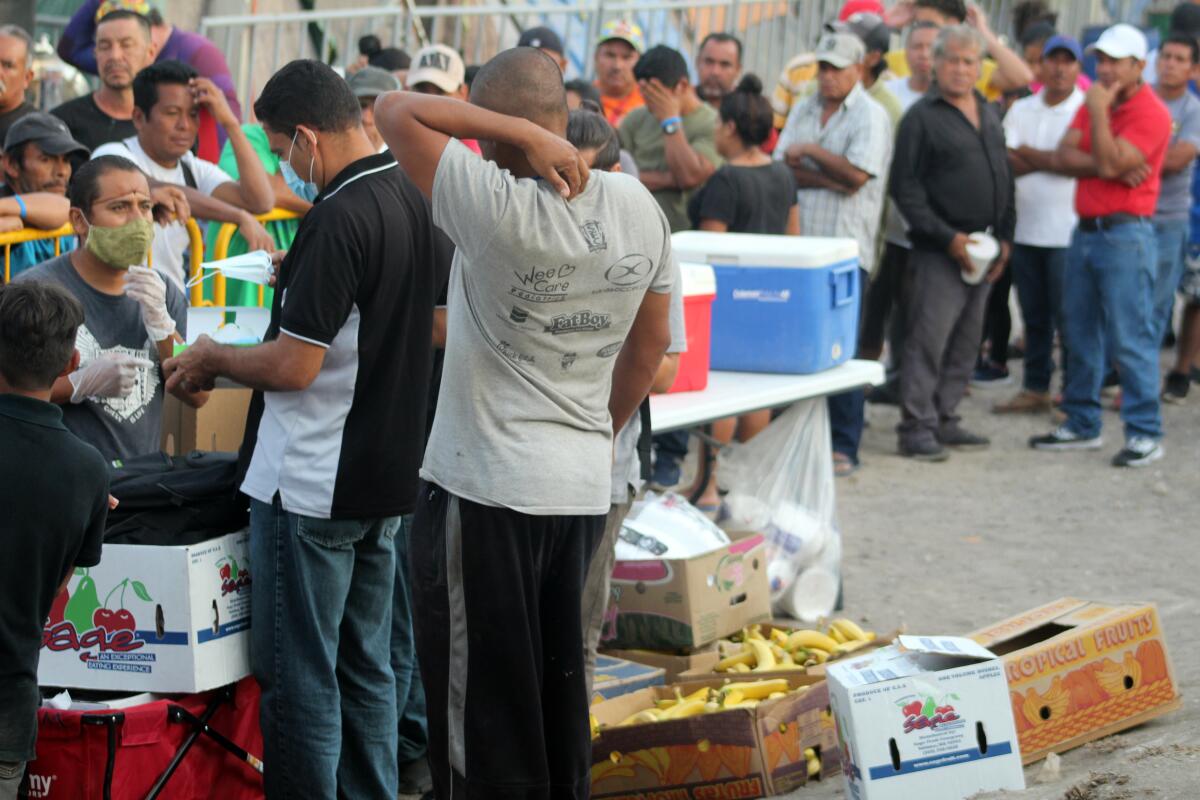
[282,130,319,201]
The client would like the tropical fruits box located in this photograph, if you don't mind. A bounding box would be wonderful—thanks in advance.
[826,635,1026,800]
[39,530,252,693]
[599,532,772,651]
[968,597,1182,764]
[589,674,839,798]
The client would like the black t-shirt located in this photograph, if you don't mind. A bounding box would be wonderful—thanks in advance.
[0,102,35,148]
[0,395,108,762]
[50,94,137,153]
[238,153,449,520]
[687,161,798,234]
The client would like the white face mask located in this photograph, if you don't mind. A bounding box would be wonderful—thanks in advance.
[187,250,274,288]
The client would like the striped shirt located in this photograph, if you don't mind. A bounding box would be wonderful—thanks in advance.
[775,82,893,269]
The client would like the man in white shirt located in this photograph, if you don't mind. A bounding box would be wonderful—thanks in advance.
[994,35,1085,414]
[92,60,273,290]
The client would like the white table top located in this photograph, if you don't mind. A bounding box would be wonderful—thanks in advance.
[649,359,886,433]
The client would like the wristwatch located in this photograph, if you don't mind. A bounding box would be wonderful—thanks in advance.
[660,115,682,135]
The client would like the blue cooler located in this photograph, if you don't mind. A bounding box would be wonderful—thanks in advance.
[671,231,860,374]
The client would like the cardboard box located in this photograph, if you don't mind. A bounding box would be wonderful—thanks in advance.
[601,533,771,651]
[593,654,666,704]
[590,675,839,798]
[39,530,252,693]
[968,598,1182,764]
[826,635,1026,800]
[601,647,721,684]
[161,386,252,455]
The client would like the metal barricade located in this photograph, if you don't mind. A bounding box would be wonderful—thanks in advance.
[1,223,74,283]
[209,208,300,308]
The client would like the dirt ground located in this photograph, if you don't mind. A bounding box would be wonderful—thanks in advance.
[786,359,1200,799]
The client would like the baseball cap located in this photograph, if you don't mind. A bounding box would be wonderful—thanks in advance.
[838,0,884,22]
[518,26,564,55]
[406,44,466,94]
[1086,23,1148,61]
[346,66,401,98]
[1042,34,1082,62]
[3,112,90,157]
[596,19,646,54]
[828,12,891,54]
[815,31,866,69]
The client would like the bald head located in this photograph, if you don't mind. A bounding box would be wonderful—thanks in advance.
[470,47,568,134]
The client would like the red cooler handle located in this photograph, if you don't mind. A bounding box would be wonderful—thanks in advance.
[829,263,857,308]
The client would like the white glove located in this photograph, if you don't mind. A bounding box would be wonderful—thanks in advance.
[124,266,177,342]
[67,353,156,404]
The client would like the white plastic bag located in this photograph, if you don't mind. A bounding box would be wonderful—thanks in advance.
[716,399,840,621]
[614,491,731,561]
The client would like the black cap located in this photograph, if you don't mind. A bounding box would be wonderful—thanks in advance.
[518,26,564,55]
[827,12,891,55]
[1171,3,1200,37]
[3,112,90,157]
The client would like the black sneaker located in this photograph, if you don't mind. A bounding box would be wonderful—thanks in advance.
[1112,437,1164,468]
[899,438,950,462]
[1191,366,1200,384]
[938,425,990,450]
[1163,372,1190,404]
[1029,425,1103,451]
[868,380,900,405]
[971,360,1011,387]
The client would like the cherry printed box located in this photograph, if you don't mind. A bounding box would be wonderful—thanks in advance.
[40,530,252,693]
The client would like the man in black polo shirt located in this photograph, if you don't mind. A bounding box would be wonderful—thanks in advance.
[164,60,441,799]
[0,282,109,799]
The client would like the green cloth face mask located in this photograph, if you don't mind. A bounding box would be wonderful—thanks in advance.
[84,216,155,270]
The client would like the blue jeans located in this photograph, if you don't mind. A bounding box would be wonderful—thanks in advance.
[829,266,868,462]
[391,515,428,764]
[1061,222,1162,441]
[1153,218,1188,342]
[1010,244,1068,393]
[250,498,399,799]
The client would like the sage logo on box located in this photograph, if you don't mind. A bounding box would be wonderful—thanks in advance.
[42,569,156,670]
[898,693,962,734]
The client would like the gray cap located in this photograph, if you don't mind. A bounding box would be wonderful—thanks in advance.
[815,31,866,69]
[3,112,90,157]
[346,65,402,98]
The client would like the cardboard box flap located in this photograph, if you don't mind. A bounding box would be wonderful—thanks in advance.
[969,598,1091,645]
[897,635,998,661]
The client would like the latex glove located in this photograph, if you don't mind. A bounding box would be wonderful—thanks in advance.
[67,352,155,403]
[124,266,177,341]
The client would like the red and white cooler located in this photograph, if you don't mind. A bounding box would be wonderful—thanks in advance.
[666,262,716,393]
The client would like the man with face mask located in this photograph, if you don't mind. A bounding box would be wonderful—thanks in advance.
[15,155,204,461]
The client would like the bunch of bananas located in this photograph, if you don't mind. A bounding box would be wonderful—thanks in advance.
[715,619,877,673]
[606,679,807,729]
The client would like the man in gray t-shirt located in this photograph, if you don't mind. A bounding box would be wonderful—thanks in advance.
[1152,35,1200,344]
[17,157,195,462]
[377,48,673,799]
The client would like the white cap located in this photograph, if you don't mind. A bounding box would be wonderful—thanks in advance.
[406,44,466,93]
[1086,23,1148,61]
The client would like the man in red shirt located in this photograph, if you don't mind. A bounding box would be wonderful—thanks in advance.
[1031,24,1170,467]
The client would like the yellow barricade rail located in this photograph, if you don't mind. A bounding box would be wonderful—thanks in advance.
[211,209,301,307]
[3,220,204,305]
[1,223,75,283]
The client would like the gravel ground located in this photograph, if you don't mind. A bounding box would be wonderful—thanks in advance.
[786,361,1200,800]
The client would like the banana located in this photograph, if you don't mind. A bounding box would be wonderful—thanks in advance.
[659,698,708,720]
[720,679,791,699]
[806,749,821,778]
[715,648,756,672]
[619,709,663,726]
[746,624,765,641]
[788,630,840,652]
[770,628,791,647]
[809,649,830,664]
[768,691,787,700]
[830,618,868,642]
[724,690,745,707]
[732,662,751,673]
[828,626,847,644]
[749,638,777,671]
[833,640,867,656]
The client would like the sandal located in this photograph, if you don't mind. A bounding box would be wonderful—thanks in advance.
[833,452,859,478]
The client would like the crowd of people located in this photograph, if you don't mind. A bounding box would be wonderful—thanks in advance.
[2,0,1200,798]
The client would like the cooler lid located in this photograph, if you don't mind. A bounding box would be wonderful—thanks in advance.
[679,262,716,297]
[672,231,859,269]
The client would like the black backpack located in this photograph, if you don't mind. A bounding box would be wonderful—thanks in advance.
[104,451,249,546]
